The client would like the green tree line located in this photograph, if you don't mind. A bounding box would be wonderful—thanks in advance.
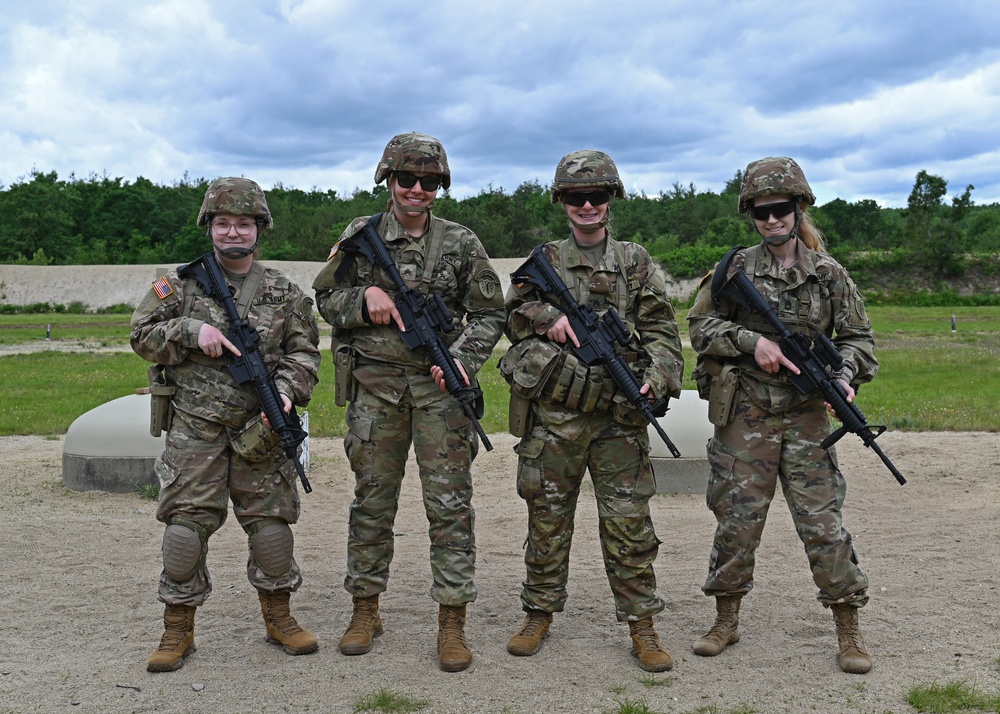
[3,168,998,282]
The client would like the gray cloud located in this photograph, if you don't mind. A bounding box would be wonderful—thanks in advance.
[2,0,999,209]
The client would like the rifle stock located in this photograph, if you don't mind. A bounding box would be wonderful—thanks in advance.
[510,246,681,458]
[711,246,905,485]
[178,252,313,493]
[339,215,493,451]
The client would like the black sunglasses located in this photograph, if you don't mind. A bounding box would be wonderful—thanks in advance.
[562,190,612,207]
[749,200,797,221]
[395,171,442,192]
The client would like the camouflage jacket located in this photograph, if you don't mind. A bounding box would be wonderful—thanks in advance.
[505,235,684,429]
[687,242,877,413]
[130,261,321,429]
[312,205,504,405]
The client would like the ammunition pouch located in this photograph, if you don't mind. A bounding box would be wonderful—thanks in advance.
[147,364,175,438]
[499,338,562,399]
[333,342,357,407]
[612,396,648,428]
[501,337,649,416]
[707,364,740,427]
[228,412,281,463]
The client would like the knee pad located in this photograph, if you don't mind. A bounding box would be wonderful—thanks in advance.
[249,519,294,577]
[162,520,206,582]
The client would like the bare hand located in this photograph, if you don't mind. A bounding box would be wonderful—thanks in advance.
[825,379,854,418]
[546,315,580,348]
[198,323,241,358]
[754,336,799,376]
[431,360,470,391]
[365,286,406,331]
[262,393,293,430]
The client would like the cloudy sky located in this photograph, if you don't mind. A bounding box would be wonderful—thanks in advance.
[3,0,999,209]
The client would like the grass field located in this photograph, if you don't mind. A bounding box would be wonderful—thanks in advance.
[1,306,997,436]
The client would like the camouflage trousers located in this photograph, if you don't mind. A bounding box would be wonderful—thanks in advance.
[154,410,303,607]
[702,391,869,606]
[343,385,479,606]
[514,411,664,622]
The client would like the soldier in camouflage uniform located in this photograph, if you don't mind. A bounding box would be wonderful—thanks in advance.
[501,150,684,673]
[312,132,504,672]
[687,157,878,674]
[131,178,321,673]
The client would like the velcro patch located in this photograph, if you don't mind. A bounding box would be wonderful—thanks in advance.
[152,276,173,300]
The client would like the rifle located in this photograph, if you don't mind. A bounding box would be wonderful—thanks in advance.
[336,214,493,451]
[711,246,905,485]
[510,246,681,458]
[178,252,313,493]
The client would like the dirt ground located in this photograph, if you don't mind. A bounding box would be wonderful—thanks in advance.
[1,430,999,714]
[1,263,998,712]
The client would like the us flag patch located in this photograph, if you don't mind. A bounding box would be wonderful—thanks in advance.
[152,276,173,300]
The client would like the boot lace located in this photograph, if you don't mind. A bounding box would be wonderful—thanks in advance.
[346,600,378,635]
[632,621,663,652]
[158,609,191,649]
[440,609,468,648]
[833,610,865,650]
[517,612,549,638]
[264,597,304,635]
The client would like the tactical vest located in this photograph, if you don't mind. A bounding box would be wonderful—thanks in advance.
[164,262,269,428]
[340,214,452,366]
[504,238,647,414]
[733,245,828,343]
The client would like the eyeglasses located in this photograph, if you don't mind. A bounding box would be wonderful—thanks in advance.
[211,219,258,235]
[749,200,797,221]
[562,190,611,207]
[395,171,442,192]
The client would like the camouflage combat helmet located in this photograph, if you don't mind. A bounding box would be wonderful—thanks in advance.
[197,177,273,229]
[738,157,816,214]
[550,150,626,204]
[374,132,451,190]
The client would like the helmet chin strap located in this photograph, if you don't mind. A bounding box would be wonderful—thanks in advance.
[208,219,261,259]
[760,204,802,246]
[566,197,612,234]
[216,242,258,259]
[392,194,433,215]
[567,216,608,234]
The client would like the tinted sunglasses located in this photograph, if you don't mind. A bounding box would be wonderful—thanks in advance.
[395,171,442,192]
[562,189,612,207]
[749,200,797,221]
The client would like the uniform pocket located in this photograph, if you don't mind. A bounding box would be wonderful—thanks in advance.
[705,437,738,510]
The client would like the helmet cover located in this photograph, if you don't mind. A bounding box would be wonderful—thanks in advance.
[374,132,451,190]
[738,157,816,214]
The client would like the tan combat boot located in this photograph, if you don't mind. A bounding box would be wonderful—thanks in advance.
[339,595,383,655]
[831,604,873,674]
[628,618,673,672]
[507,610,553,656]
[257,590,319,655]
[437,604,472,672]
[147,604,196,672]
[693,594,742,656]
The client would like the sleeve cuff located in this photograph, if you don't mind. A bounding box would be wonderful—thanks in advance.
[181,318,205,349]
[736,328,760,353]
[533,305,563,335]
